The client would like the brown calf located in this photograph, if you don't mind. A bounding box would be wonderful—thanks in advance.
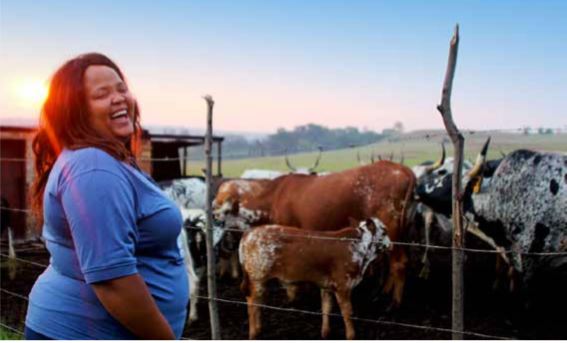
[239,218,391,339]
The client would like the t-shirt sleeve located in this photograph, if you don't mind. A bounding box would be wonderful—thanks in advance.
[60,169,138,284]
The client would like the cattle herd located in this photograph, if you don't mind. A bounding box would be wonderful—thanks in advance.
[160,140,566,339]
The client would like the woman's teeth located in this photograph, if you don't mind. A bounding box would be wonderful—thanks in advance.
[111,109,128,119]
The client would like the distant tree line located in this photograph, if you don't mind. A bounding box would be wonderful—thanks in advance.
[521,126,557,135]
[188,122,403,160]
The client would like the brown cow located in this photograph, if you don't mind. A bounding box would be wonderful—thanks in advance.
[239,218,391,339]
[214,161,416,307]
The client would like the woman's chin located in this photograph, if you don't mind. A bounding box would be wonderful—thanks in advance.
[112,128,134,142]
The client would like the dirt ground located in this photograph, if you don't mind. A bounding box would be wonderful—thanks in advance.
[1,242,565,340]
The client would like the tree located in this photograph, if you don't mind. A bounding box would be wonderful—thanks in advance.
[393,121,405,133]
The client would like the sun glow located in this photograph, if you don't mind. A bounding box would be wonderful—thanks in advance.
[14,78,49,109]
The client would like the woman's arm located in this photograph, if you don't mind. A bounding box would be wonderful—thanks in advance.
[92,274,176,340]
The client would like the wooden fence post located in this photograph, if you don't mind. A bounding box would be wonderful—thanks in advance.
[203,95,221,339]
[437,25,465,340]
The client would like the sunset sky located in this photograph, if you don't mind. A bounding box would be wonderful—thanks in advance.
[1,0,565,134]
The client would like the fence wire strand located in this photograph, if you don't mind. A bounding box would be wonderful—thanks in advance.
[0,128,560,165]
[1,288,29,302]
[0,322,24,336]
[193,295,513,340]
[1,203,564,258]
[0,253,48,268]
[182,223,567,257]
[0,287,197,340]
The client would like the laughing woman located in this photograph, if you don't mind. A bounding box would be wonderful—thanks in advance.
[25,53,189,339]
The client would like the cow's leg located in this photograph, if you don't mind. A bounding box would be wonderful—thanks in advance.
[188,273,200,323]
[283,283,299,303]
[247,281,265,340]
[218,256,229,278]
[179,229,200,323]
[334,288,355,340]
[230,251,240,279]
[383,245,408,308]
[419,209,434,279]
[320,289,333,339]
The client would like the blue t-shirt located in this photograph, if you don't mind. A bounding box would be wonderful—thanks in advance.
[25,148,189,339]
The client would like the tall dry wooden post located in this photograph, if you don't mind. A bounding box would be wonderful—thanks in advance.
[203,95,221,339]
[437,25,465,340]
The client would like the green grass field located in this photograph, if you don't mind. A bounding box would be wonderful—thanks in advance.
[183,132,566,177]
[0,327,23,340]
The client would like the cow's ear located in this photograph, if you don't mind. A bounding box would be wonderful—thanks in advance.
[471,175,484,193]
[231,201,240,215]
[365,218,376,231]
[348,217,358,228]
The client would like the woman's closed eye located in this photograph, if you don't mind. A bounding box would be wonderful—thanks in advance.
[92,89,109,99]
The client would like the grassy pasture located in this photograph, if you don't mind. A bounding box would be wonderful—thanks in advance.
[182,132,566,177]
[0,327,22,340]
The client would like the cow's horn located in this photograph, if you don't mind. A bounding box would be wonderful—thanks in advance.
[467,137,491,179]
[284,149,297,172]
[424,142,446,174]
[400,151,405,165]
[357,151,364,165]
[308,147,323,172]
[370,151,375,163]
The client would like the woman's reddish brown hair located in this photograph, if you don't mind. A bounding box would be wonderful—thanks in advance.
[31,53,142,228]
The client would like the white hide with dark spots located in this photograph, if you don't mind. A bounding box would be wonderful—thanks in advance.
[412,157,474,180]
[238,207,267,225]
[239,227,280,279]
[212,200,233,222]
[179,208,224,246]
[232,180,255,195]
[214,180,269,230]
[161,178,223,324]
[162,178,207,210]
[349,218,391,287]
[419,158,474,194]
[471,150,567,277]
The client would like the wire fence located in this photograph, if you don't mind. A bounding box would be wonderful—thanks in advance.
[3,206,564,258]
[0,253,515,340]
[1,216,565,339]
[0,268,194,340]
[1,143,565,340]
[0,322,24,336]
[192,295,514,340]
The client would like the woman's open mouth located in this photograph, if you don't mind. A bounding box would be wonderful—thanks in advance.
[110,109,129,121]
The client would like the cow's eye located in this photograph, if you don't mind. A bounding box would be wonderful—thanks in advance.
[437,170,447,176]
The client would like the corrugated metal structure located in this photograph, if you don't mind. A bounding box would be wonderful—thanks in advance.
[0,125,224,239]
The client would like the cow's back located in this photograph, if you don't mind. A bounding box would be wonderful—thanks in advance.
[240,225,357,282]
[269,161,416,240]
[472,150,567,254]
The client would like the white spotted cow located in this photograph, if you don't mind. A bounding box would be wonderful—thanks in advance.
[161,178,225,323]
[239,218,391,340]
[417,142,567,296]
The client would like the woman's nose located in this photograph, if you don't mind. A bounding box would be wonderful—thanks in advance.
[111,92,126,104]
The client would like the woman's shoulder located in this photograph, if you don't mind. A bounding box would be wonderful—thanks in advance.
[57,147,126,178]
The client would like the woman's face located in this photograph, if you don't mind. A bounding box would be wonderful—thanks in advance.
[83,65,135,141]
